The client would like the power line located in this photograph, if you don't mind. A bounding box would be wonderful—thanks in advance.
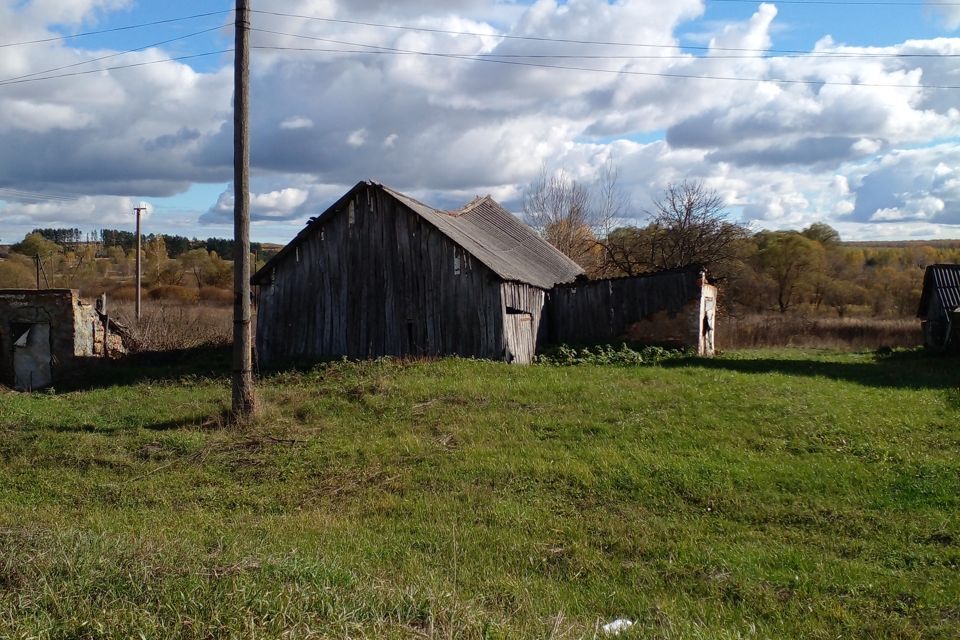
[0,50,232,87]
[253,44,960,90]
[0,10,234,49]
[251,26,960,60]
[0,9,233,49]
[0,188,84,202]
[248,9,960,57]
[0,24,232,85]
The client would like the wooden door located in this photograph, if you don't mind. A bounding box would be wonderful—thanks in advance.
[505,313,534,364]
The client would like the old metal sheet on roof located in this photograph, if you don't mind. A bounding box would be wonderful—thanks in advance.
[382,186,584,289]
[932,264,960,311]
[918,264,960,317]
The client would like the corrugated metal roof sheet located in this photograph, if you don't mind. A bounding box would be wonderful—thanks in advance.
[917,264,960,317]
[383,186,584,289]
[252,181,584,289]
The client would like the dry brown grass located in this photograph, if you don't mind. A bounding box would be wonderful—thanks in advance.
[147,285,199,304]
[721,314,922,351]
[112,302,232,352]
[105,299,919,356]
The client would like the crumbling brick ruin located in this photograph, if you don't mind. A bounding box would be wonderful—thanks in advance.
[0,290,127,391]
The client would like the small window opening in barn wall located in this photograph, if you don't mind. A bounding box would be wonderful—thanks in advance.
[348,200,356,226]
[295,246,300,263]
[454,249,462,276]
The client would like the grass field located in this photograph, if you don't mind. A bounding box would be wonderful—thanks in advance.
[0,349,958,639]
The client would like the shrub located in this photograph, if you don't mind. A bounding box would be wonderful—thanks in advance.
[147,285,199,303]
[108,285,137,302]
[199,286,233,305]
[113,302,231,352]
[536,343,688,366]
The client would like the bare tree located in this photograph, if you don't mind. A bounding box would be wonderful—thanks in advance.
[522,160,628,269]
[644,180,747,271]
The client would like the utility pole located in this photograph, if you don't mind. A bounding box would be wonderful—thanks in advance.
[134,204,147,321]
[232,0,257,419]
[34,255,41,290]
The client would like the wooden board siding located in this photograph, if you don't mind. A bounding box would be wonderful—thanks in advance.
[922,289,947,349]
[547,270,705,348]
[500,282,547,363]
[255,186,505,366]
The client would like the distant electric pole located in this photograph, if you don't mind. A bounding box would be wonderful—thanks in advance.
[134,204,147,320]
[232,0,257,419]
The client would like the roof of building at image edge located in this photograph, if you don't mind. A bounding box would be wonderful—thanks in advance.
[918,263,960,317]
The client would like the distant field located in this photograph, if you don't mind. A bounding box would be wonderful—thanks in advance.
[841,239,960,249]
[0,350,958,638]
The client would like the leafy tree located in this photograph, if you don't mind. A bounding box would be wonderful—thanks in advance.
[594,226,656,277]
[801,222,841,247]
[11,232,60,260]
[100,229,136,252]
[180,248,213,288]
[0,253,36,288]
[162,235,192,258]
[144,236,169,284]
[825,280,867,318]
[32,227,82,249]
[753,231,825,313]
[206,252,233,288]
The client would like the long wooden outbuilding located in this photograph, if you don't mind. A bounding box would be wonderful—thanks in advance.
[251,181,584,365]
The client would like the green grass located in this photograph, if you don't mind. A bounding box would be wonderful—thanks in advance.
[0,349,958,638]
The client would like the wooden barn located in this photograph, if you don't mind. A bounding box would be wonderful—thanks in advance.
[917,264,960,351]
[546,267,717,356]
[251,181,584,366]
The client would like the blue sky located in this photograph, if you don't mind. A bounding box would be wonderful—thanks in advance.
[3,0,960,244]
[690,1,948,49]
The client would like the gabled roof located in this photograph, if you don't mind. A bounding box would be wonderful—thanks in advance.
[917,264,960,318]
[252,181,584,289]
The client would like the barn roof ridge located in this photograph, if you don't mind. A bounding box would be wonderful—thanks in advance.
[455,194,493,216]
[254,182,583,289]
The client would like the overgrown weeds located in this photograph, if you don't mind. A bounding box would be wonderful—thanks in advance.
[113,302,231,352]
[536,343,688,366]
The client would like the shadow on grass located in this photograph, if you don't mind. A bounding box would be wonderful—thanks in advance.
[58,346,233,392]
[143,409,230,431]
[48,412,224,433]
[663,349,960,390]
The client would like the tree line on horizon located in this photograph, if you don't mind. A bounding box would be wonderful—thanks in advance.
[0,193,951,318]
[22,227,270,261]
[522,167,950,319]
[0,229,280,301]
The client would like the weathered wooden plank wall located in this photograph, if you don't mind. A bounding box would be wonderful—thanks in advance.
[546,271,703,345]
[256,186,506,366]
